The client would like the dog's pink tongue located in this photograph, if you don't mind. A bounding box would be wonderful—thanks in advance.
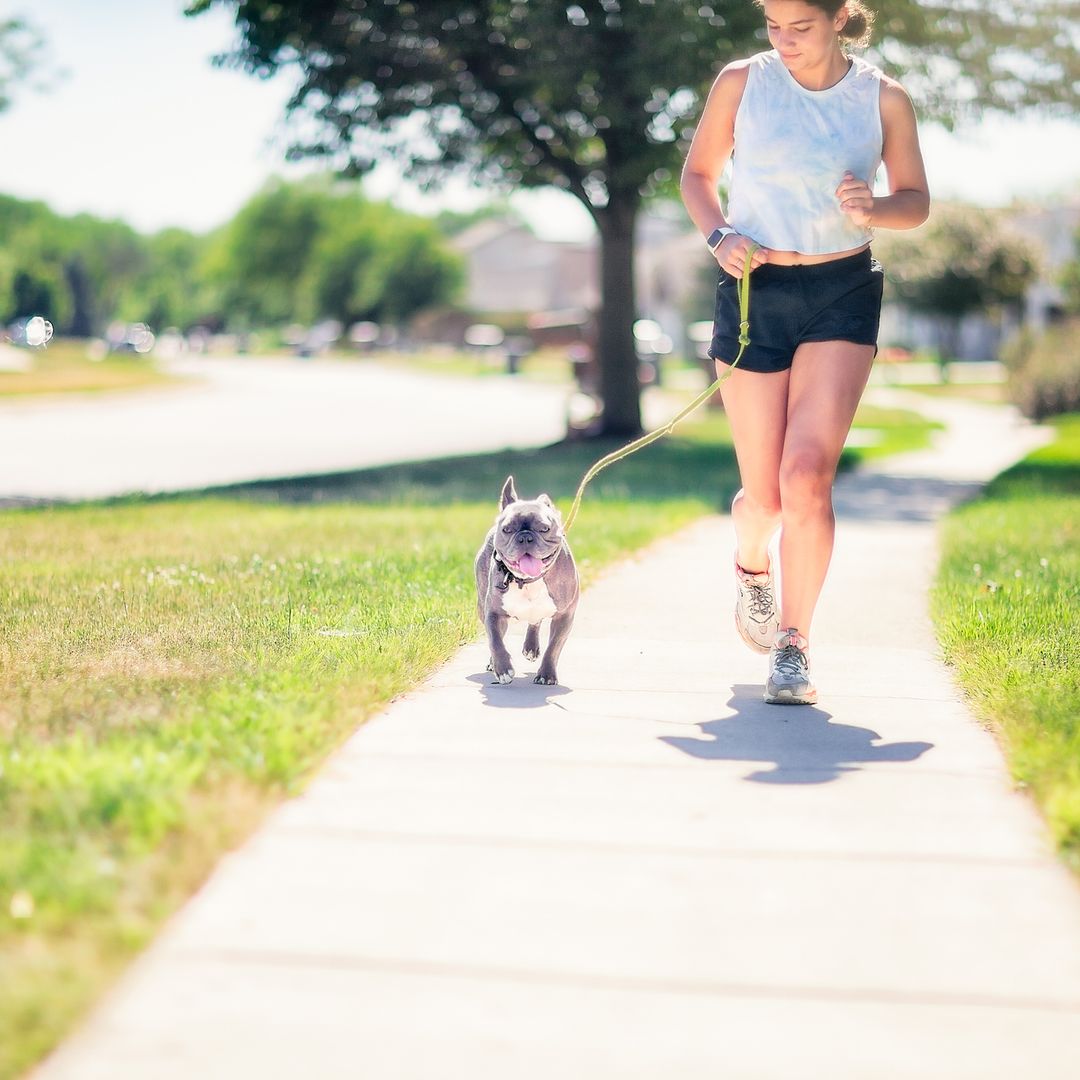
[516,553,545,577]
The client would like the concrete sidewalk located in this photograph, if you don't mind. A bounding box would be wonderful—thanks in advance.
[34,397,1080,1079]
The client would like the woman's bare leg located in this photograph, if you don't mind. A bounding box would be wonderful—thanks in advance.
[717,363,788,573]
[778,340,875,640]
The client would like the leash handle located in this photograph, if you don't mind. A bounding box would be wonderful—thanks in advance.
[563,243,758,534]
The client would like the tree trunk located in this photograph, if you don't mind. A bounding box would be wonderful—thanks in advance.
[595,194,642,437]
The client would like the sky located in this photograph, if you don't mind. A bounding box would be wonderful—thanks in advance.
[2,0,1078,243]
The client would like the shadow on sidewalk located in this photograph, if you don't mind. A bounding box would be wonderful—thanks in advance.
[833,472,983,523]
[659,684,934,784]
[467,670,573,708]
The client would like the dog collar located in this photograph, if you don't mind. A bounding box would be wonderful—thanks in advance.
[493,547,562,591]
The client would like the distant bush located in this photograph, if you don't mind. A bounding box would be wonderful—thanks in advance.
[1003,318,1080,419]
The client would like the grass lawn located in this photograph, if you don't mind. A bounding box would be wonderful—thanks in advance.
[0,402,939,1078]
[0,339,178,398]
[932,413,1080,863]
[845,404,944,460]
[903,382,1008,405]
[358,344,578,382]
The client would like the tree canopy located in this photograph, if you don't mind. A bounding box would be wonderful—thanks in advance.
[186,0,1080,434]
[0,17,44,113]
[873,202,1039,362]
[875,204,1039,320]
[203,177,462,326]
[0,181,462,336]
[187,1,1079,209]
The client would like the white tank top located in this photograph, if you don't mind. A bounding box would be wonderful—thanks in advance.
[727,50,883,255]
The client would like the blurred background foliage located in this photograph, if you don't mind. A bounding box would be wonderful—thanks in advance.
[0,179,465,337]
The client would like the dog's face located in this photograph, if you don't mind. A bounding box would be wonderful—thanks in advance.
[492,476,565,579]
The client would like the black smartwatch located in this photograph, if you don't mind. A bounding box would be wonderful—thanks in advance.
[707,226,737,251]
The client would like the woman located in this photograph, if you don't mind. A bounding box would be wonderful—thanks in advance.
[680,0,929,704]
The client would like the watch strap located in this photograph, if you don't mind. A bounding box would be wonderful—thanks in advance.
[707,226,737,251]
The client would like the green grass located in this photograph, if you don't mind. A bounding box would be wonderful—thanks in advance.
[932,413,1080,861]
[0,339,179,398]
[0,401,941,1076]
[0,418,740,1079]
[844,403,944,461]
[903,382,1007,404]
[359,344,577,382]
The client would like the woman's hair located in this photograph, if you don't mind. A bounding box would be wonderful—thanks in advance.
[754,1,875,49]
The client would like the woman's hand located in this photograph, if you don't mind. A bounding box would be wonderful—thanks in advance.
[836,171,875,227]
[715,233,769,279]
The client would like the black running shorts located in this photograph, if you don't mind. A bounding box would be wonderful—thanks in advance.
[708,249,884,374]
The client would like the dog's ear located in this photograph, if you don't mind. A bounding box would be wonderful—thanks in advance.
[500,476,518,509]
[537,494,563,525]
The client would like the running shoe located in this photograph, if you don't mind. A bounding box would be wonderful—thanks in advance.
[734,557,779,654]
[764,627,817,705]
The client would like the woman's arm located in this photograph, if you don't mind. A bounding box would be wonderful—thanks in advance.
[838,78,930,230]
[681,62,769,275]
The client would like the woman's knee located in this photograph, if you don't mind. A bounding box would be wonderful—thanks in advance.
[779,448,836,511]
[733,486,782,523]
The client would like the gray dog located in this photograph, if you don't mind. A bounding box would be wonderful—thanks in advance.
[475,475,579,685]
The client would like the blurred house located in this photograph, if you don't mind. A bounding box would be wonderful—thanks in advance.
[451,220,599,315]
[448,198,1080,363]
[880,198,1080,361]
[1006,199,1080,331]
[448,212,708,357]
[635,209,714,358]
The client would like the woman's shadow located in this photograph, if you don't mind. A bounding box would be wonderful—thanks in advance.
[660,684,933,784]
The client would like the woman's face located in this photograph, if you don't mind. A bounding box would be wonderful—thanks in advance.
[762,1,847,72]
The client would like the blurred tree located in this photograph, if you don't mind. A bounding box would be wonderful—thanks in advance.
[0,197,77,330]
[874,204,1039,363]
[295,195,382,325]
[206,177,461,328]
[9,258,71,330]
[116,228,216,330]
[203,179,328,326]
[0,16,43,112]
[186,0,1080,435]
[0,195,165,335]
[434,200,522,237]
[297,197,463,324]
[0,184,457,335]
[354,216,464,322]
[60,215,149,332]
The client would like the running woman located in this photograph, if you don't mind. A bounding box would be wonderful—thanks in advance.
[680,0,930,703]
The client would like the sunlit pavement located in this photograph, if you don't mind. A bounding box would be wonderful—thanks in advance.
[31,395,1080,1080]
[0,355,680,503]
[0,354,1007,504]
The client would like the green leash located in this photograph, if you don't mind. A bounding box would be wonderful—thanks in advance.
[563,243,759,533]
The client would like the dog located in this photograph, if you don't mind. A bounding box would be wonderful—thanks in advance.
[474,476,579,685]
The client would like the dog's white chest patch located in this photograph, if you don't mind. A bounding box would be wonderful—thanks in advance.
[500,577,557,625]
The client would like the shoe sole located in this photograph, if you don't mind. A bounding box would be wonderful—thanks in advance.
[734,611,773,655]
[763,686,818,706]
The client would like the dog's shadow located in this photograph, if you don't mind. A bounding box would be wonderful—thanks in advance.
[467,670,573,709]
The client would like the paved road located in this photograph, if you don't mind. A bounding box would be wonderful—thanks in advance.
[0,356,588,502]
[33,396,1080,1079]
[0,355,1009,504]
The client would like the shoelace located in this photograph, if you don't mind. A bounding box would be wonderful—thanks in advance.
[773,642,808,679]
[744,579,775,619]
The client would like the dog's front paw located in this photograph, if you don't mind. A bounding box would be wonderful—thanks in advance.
[533,669,558,686]
[493,666,515,685]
